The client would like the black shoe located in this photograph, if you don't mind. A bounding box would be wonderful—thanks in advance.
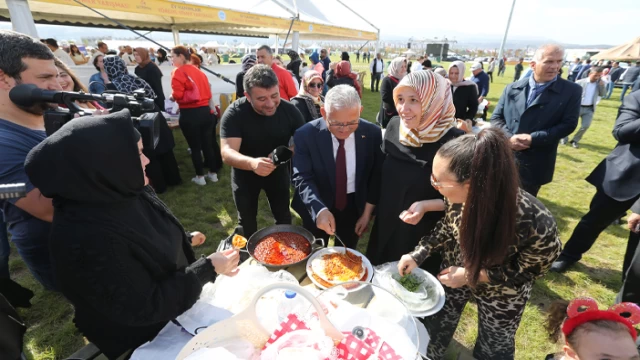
[0,278,34,308]
[571,141,579,149]
[550,258,577,273]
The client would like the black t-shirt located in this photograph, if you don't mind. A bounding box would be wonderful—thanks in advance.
[220,97,305,158]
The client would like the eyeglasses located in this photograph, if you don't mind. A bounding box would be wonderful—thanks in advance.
[308,82,323,89]
[430,173,456,189]
[327,121,359,129]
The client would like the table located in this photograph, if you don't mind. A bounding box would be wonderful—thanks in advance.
[130,257,429,359]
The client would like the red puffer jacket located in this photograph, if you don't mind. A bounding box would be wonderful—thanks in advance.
[171,64,212,109]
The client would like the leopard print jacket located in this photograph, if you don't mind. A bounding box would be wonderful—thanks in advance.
[410,188,562,292]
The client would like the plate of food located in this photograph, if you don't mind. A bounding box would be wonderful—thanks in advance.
[372,262,445,317]
[306,247,374,290]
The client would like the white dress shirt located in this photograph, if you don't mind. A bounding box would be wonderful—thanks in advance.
[317,132,356,216]
[582,82,598,106]
[54,48,75,67]
[370,58,384,73]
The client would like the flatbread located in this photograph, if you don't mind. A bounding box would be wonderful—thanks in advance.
[311,250,365,284]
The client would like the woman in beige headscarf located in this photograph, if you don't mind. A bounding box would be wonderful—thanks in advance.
[377,57,407,128]
[448,60,478,132]
[290,70,325,123]
[366,70,464,275]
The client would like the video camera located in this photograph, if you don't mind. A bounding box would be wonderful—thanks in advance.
[9,84,160,151]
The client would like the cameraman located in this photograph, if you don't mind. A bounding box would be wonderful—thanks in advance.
[0,31,61,291]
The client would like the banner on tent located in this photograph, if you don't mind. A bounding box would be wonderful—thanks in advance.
[34,0,377,40]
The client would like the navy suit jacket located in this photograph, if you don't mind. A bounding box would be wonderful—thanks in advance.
[490,77,581,185]
[291,118,383,225]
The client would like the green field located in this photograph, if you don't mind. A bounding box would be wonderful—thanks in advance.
[12,56,632,359]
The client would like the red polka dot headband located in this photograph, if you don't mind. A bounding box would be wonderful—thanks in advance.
[562,297,640,341]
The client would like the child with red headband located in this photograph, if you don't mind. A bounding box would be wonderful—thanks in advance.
[545,297,640,359]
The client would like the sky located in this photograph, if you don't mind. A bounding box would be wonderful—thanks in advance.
[345,0,640,45]
[1,0,638,47]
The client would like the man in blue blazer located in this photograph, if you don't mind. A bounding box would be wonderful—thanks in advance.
[491,44,582,197]
[292,85,384,249]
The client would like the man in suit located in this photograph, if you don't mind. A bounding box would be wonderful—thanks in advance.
[622,199,640,307]
[605,61,624,99]
[552,90,640,272]
[575,59,592,80]
[491,44,582,197]
[370,53,384,92]
[561,67,606,148]
[291,85,384,249]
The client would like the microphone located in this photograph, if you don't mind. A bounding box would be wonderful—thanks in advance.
[270,146,293,166]
[9,84,64,107]
[9,84,103,108]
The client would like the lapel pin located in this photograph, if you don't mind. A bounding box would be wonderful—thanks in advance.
[362,135,366,138]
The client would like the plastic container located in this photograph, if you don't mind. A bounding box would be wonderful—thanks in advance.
[277,290,304,323]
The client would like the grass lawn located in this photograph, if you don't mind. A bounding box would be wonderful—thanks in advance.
[13,56,631,359]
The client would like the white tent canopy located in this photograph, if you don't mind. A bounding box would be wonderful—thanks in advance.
[1,0,377,41]
[307,43,322,50]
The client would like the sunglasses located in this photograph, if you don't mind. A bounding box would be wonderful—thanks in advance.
[430,173,456,189]
[308,82,323,89]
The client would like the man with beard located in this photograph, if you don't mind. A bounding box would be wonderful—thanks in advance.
[0,31,61,298]
[220,65,305,238]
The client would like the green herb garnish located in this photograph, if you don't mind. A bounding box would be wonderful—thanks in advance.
[392,273,424,292]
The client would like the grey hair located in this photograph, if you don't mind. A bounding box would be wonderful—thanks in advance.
[324,85,361,115]
[533,44,564,62]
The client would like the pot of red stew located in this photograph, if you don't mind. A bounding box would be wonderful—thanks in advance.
[247,225,325,268]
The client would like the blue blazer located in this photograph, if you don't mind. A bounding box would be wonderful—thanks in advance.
[490,77,582,185]
[291,118,383,225]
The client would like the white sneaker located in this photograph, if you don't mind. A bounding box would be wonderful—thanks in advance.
[206,173,219,182]
[191,176,206,186]
[187,148,192,154]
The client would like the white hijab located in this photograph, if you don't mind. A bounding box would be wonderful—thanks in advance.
[448,61,477,92]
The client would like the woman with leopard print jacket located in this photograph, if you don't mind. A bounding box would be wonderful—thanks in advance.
[398,128,562,360]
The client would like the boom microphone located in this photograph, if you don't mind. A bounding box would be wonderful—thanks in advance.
[9,84,101,107]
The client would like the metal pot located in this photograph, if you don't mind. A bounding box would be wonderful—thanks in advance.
[246,224,325,268]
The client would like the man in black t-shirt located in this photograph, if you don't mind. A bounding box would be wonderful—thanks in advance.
[220,65,305,237]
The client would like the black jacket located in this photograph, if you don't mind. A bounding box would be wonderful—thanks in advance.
[134,63,165,111]
[290,96,322,123]
[326,69,358,91]
[610,67,625,83]
[586,91,640,202]
[24,111,216,359]
[451,85,479,121]
[490,77,582,185]
[378,76,399,128]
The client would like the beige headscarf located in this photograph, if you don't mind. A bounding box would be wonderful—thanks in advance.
[448,60,477,91]
[387,57,407,79]
[394,70,457,147]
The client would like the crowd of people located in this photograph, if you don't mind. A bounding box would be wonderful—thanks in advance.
[1,29,640,360]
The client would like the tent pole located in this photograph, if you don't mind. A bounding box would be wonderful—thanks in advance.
[375,30,380,57]
[171,26,180,46]
[281,17,296,54]
[6,0,39,37]
[291,31,300,54]
[497,0,516,63]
